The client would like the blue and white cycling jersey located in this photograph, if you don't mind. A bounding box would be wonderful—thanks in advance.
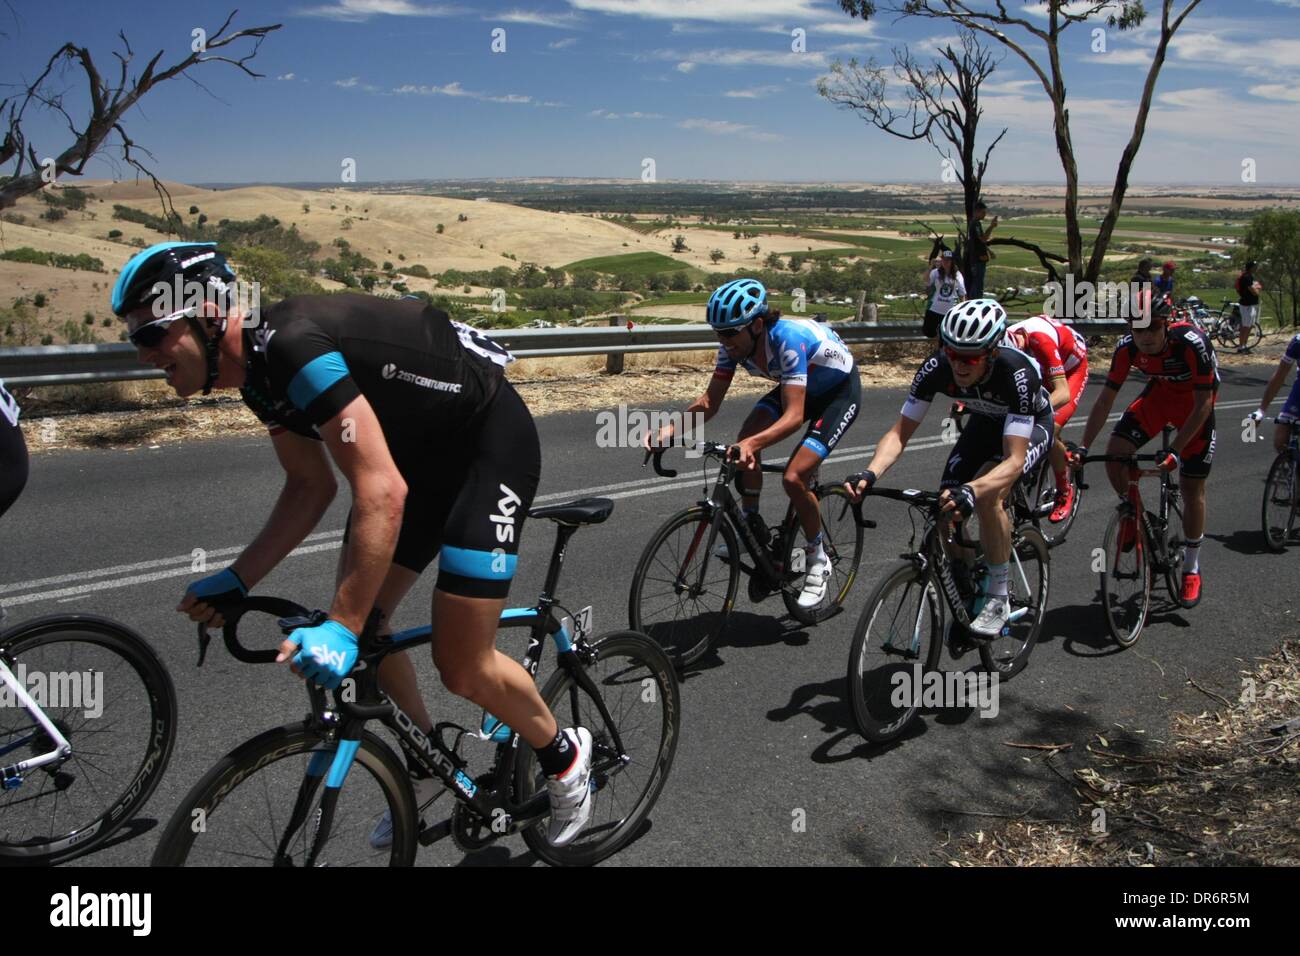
[0,379,17,428]
[713,318,854,396]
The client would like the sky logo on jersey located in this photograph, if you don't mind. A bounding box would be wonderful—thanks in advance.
[491,483,523,544]
[311,644,348,672]
[381,363,463,393]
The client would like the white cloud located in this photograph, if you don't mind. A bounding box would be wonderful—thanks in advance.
[277,72,296,81]
[676,61,697,73]
[335,76,379,92]
[1249,83,1300,103]
[549,37,578,48]
[296,1,467,21]
[567,1,823,22]
[678,117,784,141]
[491,9,585,28]
[589,108,665,119]
[640,46,829,70]
[723,85,783,98]
[393,82,533,103]
[1090,47,1153,66]
[1172,31,1300,76]
[1020,1,1122,18]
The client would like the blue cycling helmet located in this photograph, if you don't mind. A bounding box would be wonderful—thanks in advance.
[706,278,768,330]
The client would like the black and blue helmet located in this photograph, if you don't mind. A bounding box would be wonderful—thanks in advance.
[111,241,234,317]
[706,278,768,330]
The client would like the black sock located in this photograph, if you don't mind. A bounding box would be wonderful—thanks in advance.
[536,729,575,777]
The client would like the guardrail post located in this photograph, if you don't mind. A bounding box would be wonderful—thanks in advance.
[605,315,625,375]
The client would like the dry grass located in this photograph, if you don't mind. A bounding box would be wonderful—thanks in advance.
[942,638,1300,867]
[16,341,930,453]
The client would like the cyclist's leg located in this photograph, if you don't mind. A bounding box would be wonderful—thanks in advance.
[938,414,998,565]
[428,382,557,751]
[785,370,860,539]
[1178,409,1215,576]
[1110,394,1156,501]
[0,413,29,521]
[1051,361,1088,492]
[737,389,780,508]
[1276,386,1300,453]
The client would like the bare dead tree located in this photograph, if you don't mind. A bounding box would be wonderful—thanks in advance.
[820,31,1006,282]
[838,0,1203,284]
[0,11,281,216]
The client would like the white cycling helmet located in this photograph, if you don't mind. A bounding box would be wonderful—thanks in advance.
[940,298,1008,352]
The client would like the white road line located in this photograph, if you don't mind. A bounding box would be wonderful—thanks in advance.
[0,397,1264,608]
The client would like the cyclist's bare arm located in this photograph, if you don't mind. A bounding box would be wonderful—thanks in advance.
[1258,358,1292,411]
[858,415,922,484]
[317,395,408,635]
[225,428,340,589]
[1079,386,1119,451]
[1173,390,1214,458]
[742,382,807,453]
[968,433,1029,500]
[1043,368,1072,412]
[648,373,730,448]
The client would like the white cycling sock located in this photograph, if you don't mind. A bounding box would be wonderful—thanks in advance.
[1184,536,1203,574]
[987,562,1010,598]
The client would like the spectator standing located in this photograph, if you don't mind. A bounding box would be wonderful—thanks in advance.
[1236,259,1263,354]
[922,250,966,344]
[968,201,998,298]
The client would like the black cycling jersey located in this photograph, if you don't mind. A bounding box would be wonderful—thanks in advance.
[902,345,1053,439]
[240,294,511,443]
[0,382,27,521]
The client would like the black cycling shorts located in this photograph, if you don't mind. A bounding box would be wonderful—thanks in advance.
[753,367,861,460]
[1112,391,1217,480]
[940,412,1052,490]
[0,415,29,521]
[343,380,541,599]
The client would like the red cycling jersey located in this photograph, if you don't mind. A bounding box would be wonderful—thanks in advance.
[1104,321,1219,396]
[1007,315,1087,380]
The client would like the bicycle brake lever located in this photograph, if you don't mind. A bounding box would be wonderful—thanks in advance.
[196,622,213,667]
[643,448,678,478]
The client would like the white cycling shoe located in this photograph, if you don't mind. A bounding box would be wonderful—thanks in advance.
[545,727,594,847]
[969,595,1010,638]
[796,552,831,609]
[369,773,441,850]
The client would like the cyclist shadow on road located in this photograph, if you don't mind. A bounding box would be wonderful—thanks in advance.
[1045,598,1191,658]
[675,611,816,680]
[449,820,657,868]
[766,672,986,766]
[1206,529,1274,557]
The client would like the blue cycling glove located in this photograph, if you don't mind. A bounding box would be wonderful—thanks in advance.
[185,567,247,608]
[287,620,358,689]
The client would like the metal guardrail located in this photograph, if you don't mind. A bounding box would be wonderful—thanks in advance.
[0,318,1132,388]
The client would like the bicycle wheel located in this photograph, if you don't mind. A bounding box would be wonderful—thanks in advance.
[151,724,417,866]
[628,507,739,667]
[978,528,1049,678]
[516,631,680,866]
[1033,452,1083,547]
[846,561,943,744]
[0,615,176,864]
[1100,505,1150,648]
[1249,322,1264,349]
[1163,498,1190,607]
[1262,451,1298,553]
[782,485,865,624]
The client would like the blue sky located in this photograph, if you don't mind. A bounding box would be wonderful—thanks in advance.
[5,1,1299,185]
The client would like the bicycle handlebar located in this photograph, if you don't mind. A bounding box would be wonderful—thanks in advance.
[195,595,315,667]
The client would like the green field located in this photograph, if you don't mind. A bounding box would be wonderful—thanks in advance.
[561,251,699,276]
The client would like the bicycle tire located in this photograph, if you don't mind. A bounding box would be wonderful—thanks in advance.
[978,528,1049,678]
[1032,451,1083,547]
[1100,505,1150,648]
[782,485,866,624]
[1163,497,1190,607]
[1262,451,1298,553]
[0,615,176,864]
[151,724,417,867]
[628,507,739,668]
[515,631,680,866]
[846,560,943,744]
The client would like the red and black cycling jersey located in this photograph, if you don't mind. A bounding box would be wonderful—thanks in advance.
[239,294,510,441]
[1104,321,1219,396]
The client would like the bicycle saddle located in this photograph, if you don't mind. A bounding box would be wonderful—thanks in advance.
[528,497,615,526]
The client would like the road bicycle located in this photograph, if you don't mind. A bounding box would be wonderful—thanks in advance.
[629,442,865,667]
[843,484,1050,744]
[0,606,176,863]
[1075,426,1196,648]
[152,497,680,867]
[1205,298,1262,351]
[950,401,1081,547]
[1262,418,1300,553]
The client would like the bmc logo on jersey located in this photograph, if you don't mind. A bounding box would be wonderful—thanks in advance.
[382,363,463,393]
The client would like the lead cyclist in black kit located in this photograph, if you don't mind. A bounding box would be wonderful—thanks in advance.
[111,242,594,849]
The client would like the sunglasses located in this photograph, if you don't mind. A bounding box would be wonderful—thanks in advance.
[716,324,751,340]
[943,347,987,367]
[127,306,195,348]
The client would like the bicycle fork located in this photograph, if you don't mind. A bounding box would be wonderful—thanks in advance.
[0,657,72,789]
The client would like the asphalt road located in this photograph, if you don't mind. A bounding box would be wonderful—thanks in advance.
[1,358,1295,866]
